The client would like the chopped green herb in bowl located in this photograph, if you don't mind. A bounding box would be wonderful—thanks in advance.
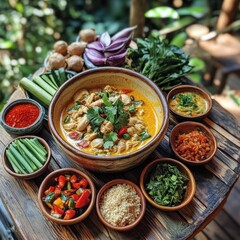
[140,158,196,211]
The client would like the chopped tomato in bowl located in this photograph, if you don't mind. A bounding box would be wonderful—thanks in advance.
[38,168,96,225]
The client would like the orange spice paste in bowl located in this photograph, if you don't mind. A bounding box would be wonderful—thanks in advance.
[175,130,211,162]
[5,103,40,128]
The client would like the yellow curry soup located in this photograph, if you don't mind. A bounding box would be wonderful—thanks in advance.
[169,91,208,117]
[60,85,161,156]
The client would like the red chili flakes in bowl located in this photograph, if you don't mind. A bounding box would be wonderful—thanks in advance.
[175,130,211,162]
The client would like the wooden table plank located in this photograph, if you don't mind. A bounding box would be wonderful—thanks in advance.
[0,86,239,240]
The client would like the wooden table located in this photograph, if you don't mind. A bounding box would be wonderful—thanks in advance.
[0,84,240,240]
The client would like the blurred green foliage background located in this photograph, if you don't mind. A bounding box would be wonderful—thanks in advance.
[1,0,237,110]
[0,0,131,110]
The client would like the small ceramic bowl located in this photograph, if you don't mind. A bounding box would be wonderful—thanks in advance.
[0,98,45,135]
[38,168,96,225]
[140,158,196,211]
[169,121,217,165]
[167,85,212,121]
[96,179,146,231]
[3,135,51,180]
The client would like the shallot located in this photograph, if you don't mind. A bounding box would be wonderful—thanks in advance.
[85,26,137,67]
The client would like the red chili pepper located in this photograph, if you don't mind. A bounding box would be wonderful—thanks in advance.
[70,175,78,183]
[118,126,128,137]
[58,175,66,188]
[44,186,55,196]
[63,209,76,220]
[79,178,88,188]
[75,189,91,208]
[69,132,80,140]
[77,140,89,148]
[121,89,132,94]
[72,182,81,189]
[71,194,80,201]
[53,205,64,215]
[54,185,62,197]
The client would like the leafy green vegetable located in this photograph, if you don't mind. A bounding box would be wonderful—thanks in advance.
[128,105,135,113]
[103,132,118,149]
[104,106,117,124]
[101,91,112,107]
[87,107,105,127]
[145,163,188,206]
[113,99,129,131]
[64,115,70,123]
[138,130,151,141]
[126,37,192,90]
[68,101,81,112]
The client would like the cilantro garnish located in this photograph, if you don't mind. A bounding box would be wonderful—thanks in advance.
[87,107,105,127]
[103,132,118,149]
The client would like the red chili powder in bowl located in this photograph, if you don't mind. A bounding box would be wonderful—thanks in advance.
[5,103,40,128]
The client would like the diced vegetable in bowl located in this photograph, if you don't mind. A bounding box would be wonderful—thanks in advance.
[3,135,51,180]
[38,168,96,225]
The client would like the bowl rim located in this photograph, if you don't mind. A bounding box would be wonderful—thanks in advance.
[169,121,217,165]
[166,85,212,120]
[95,178,146,231]
[48,66,169,161]
[37,167,96,225]
[2,135,51,179]
[0,98,45,131]
[140,158,196,211]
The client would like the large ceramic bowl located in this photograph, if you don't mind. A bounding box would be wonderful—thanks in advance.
[48,67,169,172]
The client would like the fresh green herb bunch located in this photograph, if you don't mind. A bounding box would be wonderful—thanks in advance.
[146,163,189,206]
[126,37,192,91]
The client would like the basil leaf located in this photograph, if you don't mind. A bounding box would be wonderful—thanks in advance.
[138,130,151,141]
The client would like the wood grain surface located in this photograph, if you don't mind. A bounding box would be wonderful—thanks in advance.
[0,85,239,240]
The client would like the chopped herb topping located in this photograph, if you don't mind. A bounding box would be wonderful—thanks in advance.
[145,163,188,206]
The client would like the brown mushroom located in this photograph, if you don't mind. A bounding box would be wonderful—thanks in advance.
[48,52,66,70]
[53,40,68,55]
[79,29,96,43]
[66,55,84,72]
[68,42,87,56]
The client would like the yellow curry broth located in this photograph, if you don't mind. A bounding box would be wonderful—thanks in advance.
[61,85,160,156]
[170,91,208,116]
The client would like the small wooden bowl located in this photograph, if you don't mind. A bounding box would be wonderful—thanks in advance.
[140,158,196,211]
[96,179,146,231]
[167,85,212,121]
[169,121,217,165]
[38,168,96,225]
[0,98,45,135]
[3,135,51,180]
